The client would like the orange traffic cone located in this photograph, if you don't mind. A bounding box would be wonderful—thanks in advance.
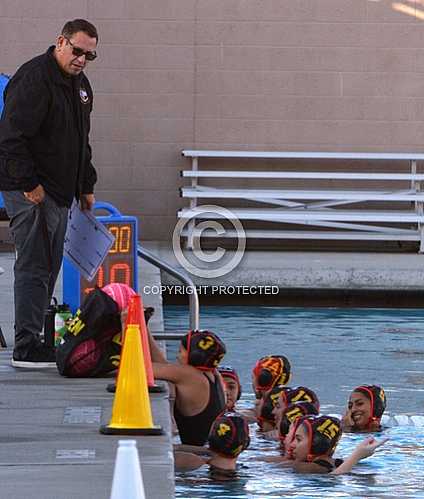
[125,292,139,329]
[136,294,165,393]
[106,298,138,394]
[100,322,163,435]
[106,294,164,394]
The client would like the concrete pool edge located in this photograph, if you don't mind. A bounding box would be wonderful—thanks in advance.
[145,242,424,293]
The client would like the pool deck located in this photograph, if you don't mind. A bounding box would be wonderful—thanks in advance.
[0,252,175,499]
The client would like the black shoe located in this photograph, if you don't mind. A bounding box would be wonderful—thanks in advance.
[11,343,56,368]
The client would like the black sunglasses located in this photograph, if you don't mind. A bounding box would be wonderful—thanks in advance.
[65,37,97,61]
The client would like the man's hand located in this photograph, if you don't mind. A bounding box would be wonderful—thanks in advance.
[24,184,45,204]
[80,193,95,211]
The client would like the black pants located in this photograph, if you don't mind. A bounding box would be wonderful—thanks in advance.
[1,191,68,355]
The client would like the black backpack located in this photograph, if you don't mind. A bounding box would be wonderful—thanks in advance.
[56,287,155,377]
[56,288,121,377]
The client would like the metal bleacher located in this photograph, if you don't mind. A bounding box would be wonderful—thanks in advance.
[179,150,424,252]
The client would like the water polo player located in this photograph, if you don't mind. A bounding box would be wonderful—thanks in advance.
[252,355,291,398]
[208,412,250,463]
[218,366,242,411]
[287,414,388,474]
[252,401,320,464]
[174,412,250,473]
[148,328,226,445]
[278,402,319,450]
[257,384,287,432]
[287,415,343,473]
[272,386,320,433]
[342,385,387,432]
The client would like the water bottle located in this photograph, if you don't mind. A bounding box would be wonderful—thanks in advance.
[44,297,58,348]
[54,304,72,346]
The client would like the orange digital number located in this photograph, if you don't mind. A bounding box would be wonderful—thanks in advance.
[110,263,131,285]
[84,265,104,295]
[108,226,120,254]
[119,226,131,253]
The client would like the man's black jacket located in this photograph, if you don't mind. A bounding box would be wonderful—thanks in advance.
[0,46,97,207]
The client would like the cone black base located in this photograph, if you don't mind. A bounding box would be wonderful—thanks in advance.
[106,383,116,393]
[100,424,164,436]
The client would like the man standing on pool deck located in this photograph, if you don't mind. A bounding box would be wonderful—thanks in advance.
[0,19,98,368]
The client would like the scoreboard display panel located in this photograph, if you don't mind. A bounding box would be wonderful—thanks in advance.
[63,202,138,312]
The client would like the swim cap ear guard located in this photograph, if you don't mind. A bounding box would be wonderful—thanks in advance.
[208,412,250,458]
[302,415,342,462]
[218,366,242,400]
[252,355,291,393]
[279,402,319,442]
[182,330,226,370]
[353,385,387,428]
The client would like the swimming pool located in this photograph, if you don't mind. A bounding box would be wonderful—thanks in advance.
[165,306,424,498]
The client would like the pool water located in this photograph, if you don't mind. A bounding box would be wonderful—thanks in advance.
[165,306,424,414]
[175,424,424,499]
[164,306,424,498]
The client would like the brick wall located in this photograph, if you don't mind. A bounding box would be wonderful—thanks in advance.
[1,0,424,240]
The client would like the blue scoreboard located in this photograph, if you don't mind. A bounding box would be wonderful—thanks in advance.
[63,202,138,312]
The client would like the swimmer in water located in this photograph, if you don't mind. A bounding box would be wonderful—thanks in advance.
[252,355,292,399]
[239,355,291,423]
[273,386,320,430]
[342,385,387,432]
[218,366,242,411]
[278,402,319,451]
[255,401,319,463]
[148,328,226,446]
[287,414,388,474]
[257,384,287,432]
[174,412,250,473]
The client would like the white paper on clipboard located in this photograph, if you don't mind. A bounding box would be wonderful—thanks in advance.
[64,200,115,281]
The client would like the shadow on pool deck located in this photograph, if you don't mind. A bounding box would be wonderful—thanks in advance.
[0,251,174,499]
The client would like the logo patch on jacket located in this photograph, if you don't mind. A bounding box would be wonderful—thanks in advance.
[79,87,89,104]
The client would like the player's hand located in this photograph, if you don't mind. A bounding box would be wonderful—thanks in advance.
[341,409,355,427]
[355,436,389,459]
[80,193,95,211]
[24,184,45,204]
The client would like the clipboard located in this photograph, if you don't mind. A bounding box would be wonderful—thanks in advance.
[64,200,115,281]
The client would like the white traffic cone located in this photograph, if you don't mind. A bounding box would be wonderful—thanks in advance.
[110,440,146,499]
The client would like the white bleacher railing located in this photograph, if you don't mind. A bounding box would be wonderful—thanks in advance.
[179,150,424,252]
